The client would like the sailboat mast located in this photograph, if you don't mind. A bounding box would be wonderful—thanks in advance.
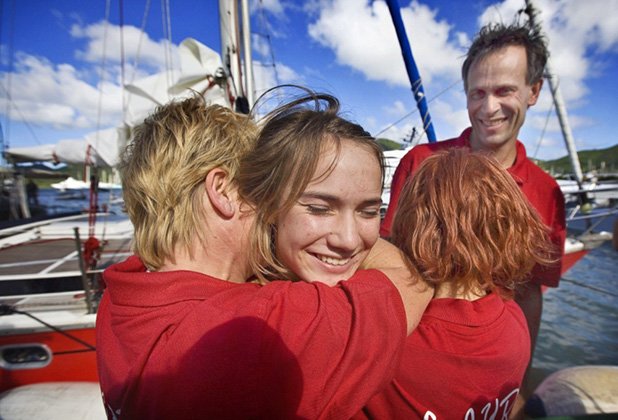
[524,0,585,186]
[240,0,255,107]
[218,0,254,112]
[385,0,437,143]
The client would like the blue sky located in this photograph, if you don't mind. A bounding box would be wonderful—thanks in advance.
[1,0,617,164]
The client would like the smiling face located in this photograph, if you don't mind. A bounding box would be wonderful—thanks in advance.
[466,45,542,162]
[275,139,383,286]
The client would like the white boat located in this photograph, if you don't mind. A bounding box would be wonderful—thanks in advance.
[50,177,90,192]
[50,177,122,192]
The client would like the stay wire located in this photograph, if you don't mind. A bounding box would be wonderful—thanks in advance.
[560,277,618,298]
[0,304,96,351]
[374,78,460,138]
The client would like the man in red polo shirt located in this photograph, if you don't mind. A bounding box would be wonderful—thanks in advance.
[381,23,566,416]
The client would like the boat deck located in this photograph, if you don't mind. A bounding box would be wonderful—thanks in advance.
[0,213,133,296]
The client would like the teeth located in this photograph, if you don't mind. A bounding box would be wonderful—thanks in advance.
[317,255,350,266]
[482,119,505,127]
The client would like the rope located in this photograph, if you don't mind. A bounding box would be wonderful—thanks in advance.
[560,277,618,298]
[0,304,96,351]
[119,0,127,119]
[256,0,280,90]
[161,0,174,95]
[374,78,460,138]
[96,0,112,135]
[532,97,555,159]
[129,0,151,84]
[1,0,16,152]
[124,0,151,116]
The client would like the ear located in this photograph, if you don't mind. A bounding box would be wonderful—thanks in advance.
[204,168,236,218]
[527,79,543,107]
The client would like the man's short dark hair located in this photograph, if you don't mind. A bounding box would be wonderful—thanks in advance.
[462,22,548,91]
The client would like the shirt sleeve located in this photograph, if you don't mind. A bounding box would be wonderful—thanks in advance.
[530,182,566,286]
[261,269,408,419]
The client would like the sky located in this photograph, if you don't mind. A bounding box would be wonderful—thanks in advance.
[1,0,617,164]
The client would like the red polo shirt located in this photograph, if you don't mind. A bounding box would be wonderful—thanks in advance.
[354,292,530,419]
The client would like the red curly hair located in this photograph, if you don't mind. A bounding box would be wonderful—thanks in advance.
[391,148,555,298]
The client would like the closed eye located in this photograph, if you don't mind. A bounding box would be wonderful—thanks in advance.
[300,203,332,215]
[359,207,380,218]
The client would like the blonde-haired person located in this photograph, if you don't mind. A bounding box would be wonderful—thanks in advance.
[96,95,430,419]
[119,96,255,271]
[355,148,555,419]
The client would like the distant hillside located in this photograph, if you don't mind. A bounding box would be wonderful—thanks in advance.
[535,144,618,176]
[375,138,618,177]
[376,138,404,151]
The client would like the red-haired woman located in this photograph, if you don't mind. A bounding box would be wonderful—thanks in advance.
[356,148,555,419]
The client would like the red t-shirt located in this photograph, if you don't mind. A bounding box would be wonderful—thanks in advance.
[380,128,566,287]
[96,255,407,419]
[354,292,530,419]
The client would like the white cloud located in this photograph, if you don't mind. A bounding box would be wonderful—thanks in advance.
[476,0,618,157]
[1,52,123,130]
[252,0,285,17]
[307,0,465,86]
[71,21,179,73]
[480,0,618,107]
[383,100,408,117]
[0,20,185,136]
[252,60,301,98]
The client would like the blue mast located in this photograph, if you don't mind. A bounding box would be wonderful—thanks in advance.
[385,0,437,142]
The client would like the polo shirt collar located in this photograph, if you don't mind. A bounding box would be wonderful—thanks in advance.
[460,128,529,185]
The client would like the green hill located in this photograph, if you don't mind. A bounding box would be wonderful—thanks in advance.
[534,143,618,176]
[377,136,618,177]
[376,138,404,151]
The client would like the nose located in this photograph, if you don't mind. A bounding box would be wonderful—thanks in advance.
[327,212,362,253]
[481,94,499,115]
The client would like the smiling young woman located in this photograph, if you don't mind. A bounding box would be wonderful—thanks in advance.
[238,87,385,286]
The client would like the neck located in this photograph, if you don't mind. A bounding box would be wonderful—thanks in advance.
[158,239,249,283]
[469,132,518,169]
[434,282,487,301]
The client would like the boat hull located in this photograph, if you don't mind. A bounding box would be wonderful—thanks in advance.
[0,291,98,393]
[562,248,588,274]
[0,327,97,393]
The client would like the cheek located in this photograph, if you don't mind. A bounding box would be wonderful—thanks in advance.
[277,212,324,249]
[467,102,479,118]
[359,218,381,247]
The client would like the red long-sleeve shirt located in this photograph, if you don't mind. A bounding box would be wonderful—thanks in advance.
[96,255,407,419]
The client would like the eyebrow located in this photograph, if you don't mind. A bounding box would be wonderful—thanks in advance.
[300,192,382,207]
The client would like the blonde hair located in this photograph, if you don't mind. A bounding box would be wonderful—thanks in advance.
[392,148,554,298]
[120,96,258,270]
[238,90,384,282]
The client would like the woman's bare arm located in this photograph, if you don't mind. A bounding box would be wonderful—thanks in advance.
[362,238,434,335]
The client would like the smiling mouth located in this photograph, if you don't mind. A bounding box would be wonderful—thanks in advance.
[481,118,506,127]
[315,254,352,267]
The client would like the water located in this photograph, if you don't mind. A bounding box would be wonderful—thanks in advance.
[534,238,618,374]
[35,187,125,216]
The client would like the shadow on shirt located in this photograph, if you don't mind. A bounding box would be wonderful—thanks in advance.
[109,316,305,419]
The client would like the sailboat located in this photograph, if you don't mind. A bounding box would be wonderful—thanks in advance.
[0,1,254,414]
